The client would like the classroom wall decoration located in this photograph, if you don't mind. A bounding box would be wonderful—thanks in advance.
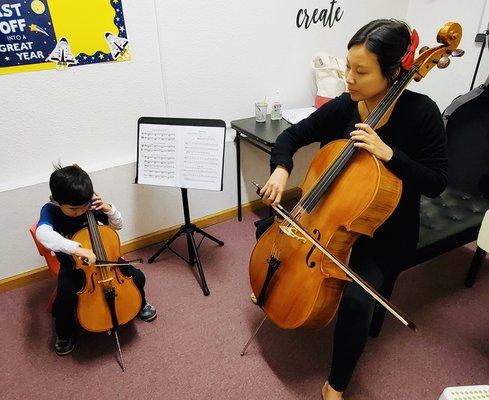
[296,0,344,29]
[0,0,130,75]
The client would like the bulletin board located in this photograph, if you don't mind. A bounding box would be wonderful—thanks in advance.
[0,0,130,75]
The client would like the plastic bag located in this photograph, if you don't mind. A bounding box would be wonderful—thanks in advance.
[311,52,347,107]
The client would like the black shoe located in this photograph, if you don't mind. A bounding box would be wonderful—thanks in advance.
[138,302,157,322]
[54,335,75,356]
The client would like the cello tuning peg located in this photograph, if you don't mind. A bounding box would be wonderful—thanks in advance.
[450,48,465,57]
[437,57,451,69]
[419,46,430,54]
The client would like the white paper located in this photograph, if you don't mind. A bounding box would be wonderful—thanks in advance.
[138,123,225,191]
[282,107,317,124]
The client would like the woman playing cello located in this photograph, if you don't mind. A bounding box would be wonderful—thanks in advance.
[256,19,448,399]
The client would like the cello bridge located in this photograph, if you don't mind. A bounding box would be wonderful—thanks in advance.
[279,226,306,243]
[97,277,114,284]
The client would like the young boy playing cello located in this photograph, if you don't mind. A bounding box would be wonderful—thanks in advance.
[36,164,157,356]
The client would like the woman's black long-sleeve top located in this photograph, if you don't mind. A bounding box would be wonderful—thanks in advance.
[270,90,448,275]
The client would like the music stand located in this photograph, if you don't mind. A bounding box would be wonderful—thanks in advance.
[136,117,226,295]
[147,188,223,295]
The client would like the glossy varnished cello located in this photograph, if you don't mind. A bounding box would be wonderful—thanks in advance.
[247,22,463,336]
[72,209,142,370]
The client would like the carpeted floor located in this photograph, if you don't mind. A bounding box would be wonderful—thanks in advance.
[1,209,488,400]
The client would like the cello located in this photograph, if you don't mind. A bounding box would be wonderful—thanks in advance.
[72,209,142,370]
[247,22,463,336]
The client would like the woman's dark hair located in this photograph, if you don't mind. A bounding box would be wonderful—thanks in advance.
[49,164,93,206]
[347,19,411,83]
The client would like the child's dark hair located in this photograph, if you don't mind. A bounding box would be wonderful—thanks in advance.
[348,19,411,83]
[49,164,93,206]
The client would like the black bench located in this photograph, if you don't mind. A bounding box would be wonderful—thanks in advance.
[369,78,489,337]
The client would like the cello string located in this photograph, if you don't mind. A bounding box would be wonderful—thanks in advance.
[87,212,103,281]
[289,141,355,216]
[364,68,416,126]
[301,143,355,212]
[88,211,109,282]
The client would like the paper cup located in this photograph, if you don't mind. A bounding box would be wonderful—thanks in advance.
[255,102,267,123]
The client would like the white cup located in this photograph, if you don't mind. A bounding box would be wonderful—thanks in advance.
[255,102,267,123]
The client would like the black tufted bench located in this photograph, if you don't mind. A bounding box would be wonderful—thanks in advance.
[369,189,489,337]
[416,189,489,264]
[369,79,489,337]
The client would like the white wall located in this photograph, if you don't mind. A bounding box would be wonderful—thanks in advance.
[4,0,487,280]
[155,0,408,120]
[0,0,165,192]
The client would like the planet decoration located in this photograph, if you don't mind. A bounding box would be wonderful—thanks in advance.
[31,0,46,15]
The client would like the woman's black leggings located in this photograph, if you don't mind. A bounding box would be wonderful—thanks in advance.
[256,217,384,392]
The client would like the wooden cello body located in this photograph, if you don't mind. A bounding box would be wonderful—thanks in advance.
[249,22,463,331]
[73,212,142,333]
[249,140,401,329]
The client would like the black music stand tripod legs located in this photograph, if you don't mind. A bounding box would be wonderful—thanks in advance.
[147,188,224,296]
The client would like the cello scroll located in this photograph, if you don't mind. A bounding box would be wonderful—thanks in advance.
[413,22,463,80]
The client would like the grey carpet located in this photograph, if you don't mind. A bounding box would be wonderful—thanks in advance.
[1,210,487,399]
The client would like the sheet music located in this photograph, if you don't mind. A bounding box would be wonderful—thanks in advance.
[138,123,225,191]
[281,107,316,124]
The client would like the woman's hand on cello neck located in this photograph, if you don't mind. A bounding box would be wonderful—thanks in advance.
[260,165,290,206]
[350,122,394,162]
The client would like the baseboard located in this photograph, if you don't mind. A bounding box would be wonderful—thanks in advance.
[0,188,301,293]
[0,266,54,293]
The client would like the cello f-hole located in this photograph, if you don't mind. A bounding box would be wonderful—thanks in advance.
[306,228,321,268]
[112,267,125,284]
[88,272,97,293]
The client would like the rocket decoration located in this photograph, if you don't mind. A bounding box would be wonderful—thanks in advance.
[105,32,131,61]
[45,37,77,70]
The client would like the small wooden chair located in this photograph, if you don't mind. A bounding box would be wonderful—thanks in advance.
[29,223,60,311]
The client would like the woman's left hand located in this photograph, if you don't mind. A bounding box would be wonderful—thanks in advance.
[350,123,394,162]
